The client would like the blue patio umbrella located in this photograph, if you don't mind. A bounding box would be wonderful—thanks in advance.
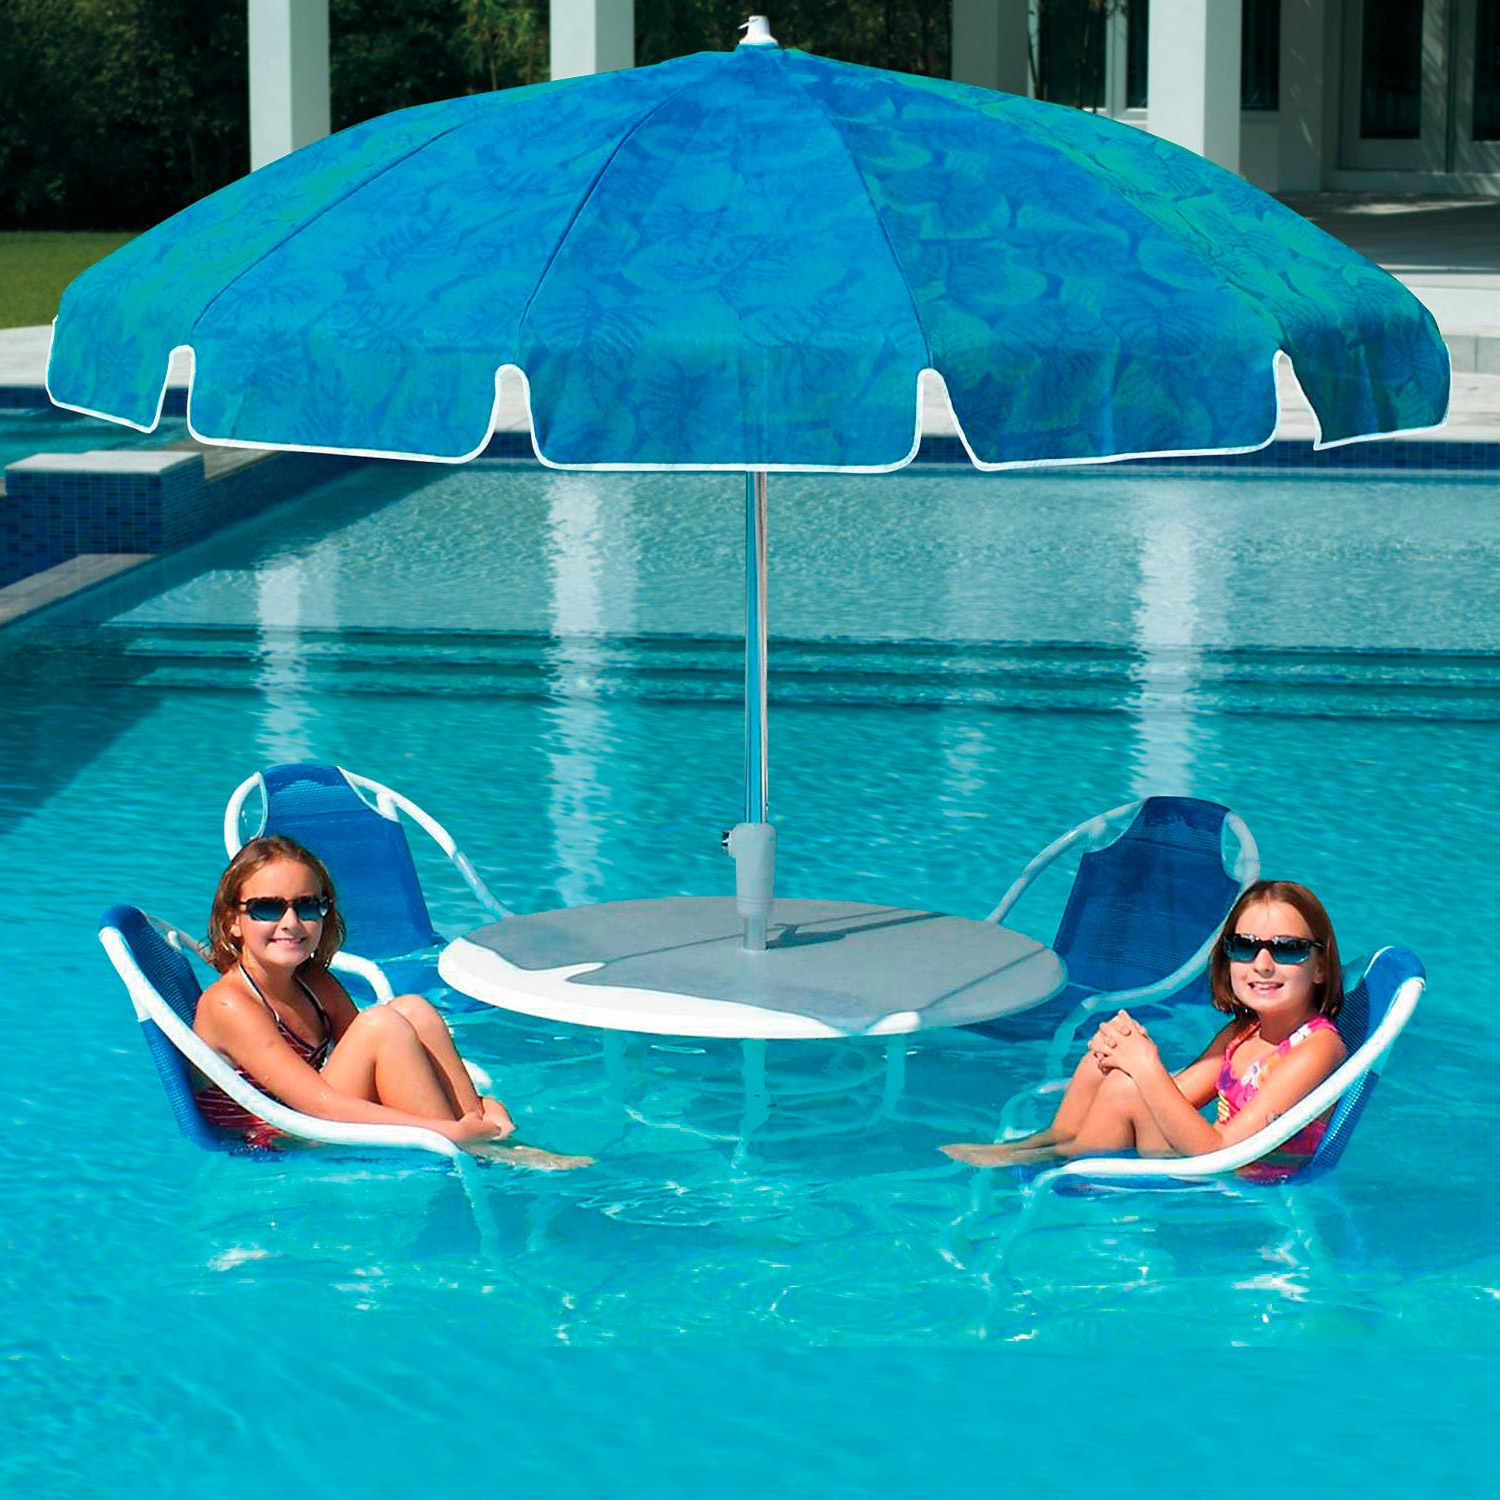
[48,19,1448,947]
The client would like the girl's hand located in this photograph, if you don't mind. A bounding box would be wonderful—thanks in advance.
[479,1096,516,1138]
[1091,1011,1161,1078]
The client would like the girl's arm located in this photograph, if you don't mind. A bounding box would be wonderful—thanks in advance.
[1092,1012,1232,1155]
[194,980,488,1141]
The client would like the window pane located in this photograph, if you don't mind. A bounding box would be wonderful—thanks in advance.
[1127,0,1149,109]
[1361,0,1423,139]
[1241,0,1280,111]
[1036,0,1108,109]
[1478,0,1500,140]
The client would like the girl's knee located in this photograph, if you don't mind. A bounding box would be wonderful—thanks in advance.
[350,1004,418,1044]
[1071,1052,1100,1082]
[1098,1069,1141,1098]
[389,993,443,1033]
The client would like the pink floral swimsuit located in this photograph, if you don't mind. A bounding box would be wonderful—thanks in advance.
[1216,1014,1340,1182]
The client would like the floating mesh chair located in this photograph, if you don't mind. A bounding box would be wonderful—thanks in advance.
[223,763,508,1002]
[1030,945,1425,1190]
[98,903,477,1170]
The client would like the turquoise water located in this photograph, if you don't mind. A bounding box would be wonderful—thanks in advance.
[1,459,1495,1489]
[0,405,189,470]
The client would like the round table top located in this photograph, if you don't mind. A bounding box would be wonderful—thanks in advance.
[438,896,1065,1040]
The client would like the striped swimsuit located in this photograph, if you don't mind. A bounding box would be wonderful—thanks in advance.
[1216,1014,1339,1182]
[196,965,335,1150]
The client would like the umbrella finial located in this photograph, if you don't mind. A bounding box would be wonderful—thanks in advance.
[739,16,778,47]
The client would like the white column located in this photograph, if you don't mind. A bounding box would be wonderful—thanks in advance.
[249,0,330,170]
[1147,0,1242,172]
[950,0,1030,94]
[550,0,635,81]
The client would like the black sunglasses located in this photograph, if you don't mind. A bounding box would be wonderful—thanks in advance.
[238,895,332,923]
[1222,933,1322,965]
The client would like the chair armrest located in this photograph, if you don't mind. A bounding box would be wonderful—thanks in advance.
[998,1077,1067,1140]
[987,800,1143,924]
[223,772,261,856]
[329,950,396,1004]
[346,771,511,920]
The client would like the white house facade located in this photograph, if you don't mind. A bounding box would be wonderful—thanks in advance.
[248,0,1500,195]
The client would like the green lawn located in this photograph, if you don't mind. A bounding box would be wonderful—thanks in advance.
[0,231,137,328]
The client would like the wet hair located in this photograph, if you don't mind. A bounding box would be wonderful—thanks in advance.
[207,835,345,974]
[1209,879,1343,1021]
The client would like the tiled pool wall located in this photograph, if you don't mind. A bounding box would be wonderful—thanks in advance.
[1,387,355,596]
[1,446,358,588]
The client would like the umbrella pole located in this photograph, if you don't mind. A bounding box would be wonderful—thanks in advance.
[724,469,775,952]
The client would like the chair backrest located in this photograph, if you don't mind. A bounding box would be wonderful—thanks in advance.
[252,763,442,959]
[1299,945,1424,1181]
[1052,797,1241,995]
[100,904,229,1152]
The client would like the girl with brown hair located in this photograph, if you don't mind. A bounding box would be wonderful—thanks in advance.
[194,835,590,1168]
[943,880,1347,1177]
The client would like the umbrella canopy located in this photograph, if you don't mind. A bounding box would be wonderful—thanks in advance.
[49,33,1448,469]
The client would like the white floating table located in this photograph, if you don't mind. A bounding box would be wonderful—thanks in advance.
[439,897,1065,1040]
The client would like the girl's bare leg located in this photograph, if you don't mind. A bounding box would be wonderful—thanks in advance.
[941,1051,1110,1165]
[321,1005,459,1117]
[388,993,483,1115]
[1054,1070,1175,1158]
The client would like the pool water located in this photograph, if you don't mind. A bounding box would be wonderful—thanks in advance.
[0,405,190,470]
[1,459,1495,1489]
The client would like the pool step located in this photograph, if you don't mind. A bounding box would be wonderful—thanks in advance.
[76,624,1500,719]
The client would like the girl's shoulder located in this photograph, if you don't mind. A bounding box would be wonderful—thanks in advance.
[1298,1014,1341,1038]
[1291,1013,1346,1058]
[194,967,265,1033]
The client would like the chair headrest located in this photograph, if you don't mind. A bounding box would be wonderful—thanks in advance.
[260,763,373,824]
[1336,946,1424,1050]
[101,904,204,1024]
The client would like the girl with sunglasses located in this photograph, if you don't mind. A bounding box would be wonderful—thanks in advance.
[942,880,1347,1177]
[193,835,591,1168]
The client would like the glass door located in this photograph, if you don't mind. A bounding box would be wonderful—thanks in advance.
[1342,0,1449,169]
[1343,0,1500,173]
[1455,0,1500,171]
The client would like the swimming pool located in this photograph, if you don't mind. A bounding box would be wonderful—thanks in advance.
[0,404,189,471]
[1,458,1494,1489]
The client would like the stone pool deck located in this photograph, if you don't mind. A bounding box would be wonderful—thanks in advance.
[3,194,1498,627]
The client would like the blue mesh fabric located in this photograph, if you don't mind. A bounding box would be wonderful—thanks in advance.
[258,764,442,960]
[1052,798,1238,993]
[970,981,1096,1041]
[103,905,226,1153]
[1299,946,1423,1181]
